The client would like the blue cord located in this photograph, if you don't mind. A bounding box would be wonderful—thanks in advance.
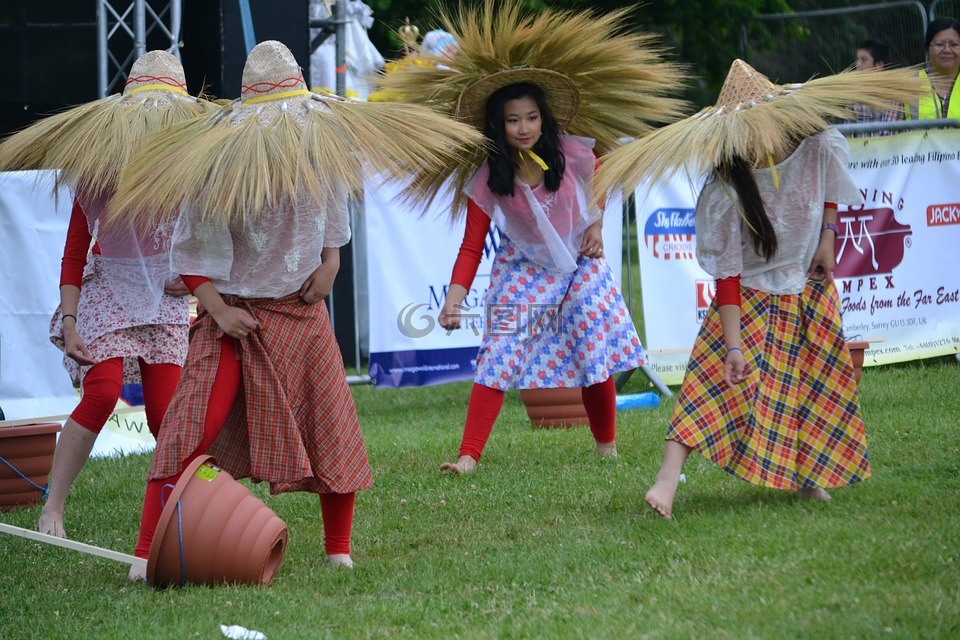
[0,455,51,499]
[176,500,186,586]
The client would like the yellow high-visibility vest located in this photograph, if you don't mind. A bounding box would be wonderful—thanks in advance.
[904,69,960,119]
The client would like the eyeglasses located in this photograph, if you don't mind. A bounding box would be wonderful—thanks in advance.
[930,41,960,51]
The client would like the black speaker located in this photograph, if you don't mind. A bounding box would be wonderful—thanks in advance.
[181,0,310,100]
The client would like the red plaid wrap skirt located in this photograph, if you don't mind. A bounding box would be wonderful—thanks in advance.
[668,280,870,491]
[148,293,373,495]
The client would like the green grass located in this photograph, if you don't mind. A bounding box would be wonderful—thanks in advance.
[0,356,958,639]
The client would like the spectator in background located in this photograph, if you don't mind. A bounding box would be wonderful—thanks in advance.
[904,17,960,119]
[856,39,890,72]
[851,39,899,129]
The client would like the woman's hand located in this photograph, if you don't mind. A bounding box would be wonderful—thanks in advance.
[579,221,604,259]
[723,348,750,388]
[212,305,260,340]
[299,261,338,305]
[439,298,464,330]
[163,277,191,297]
[438,284,468,331]
[807,234,836,282]
[62,323,97,366]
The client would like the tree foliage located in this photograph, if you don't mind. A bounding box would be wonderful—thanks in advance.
[362,0,794,106]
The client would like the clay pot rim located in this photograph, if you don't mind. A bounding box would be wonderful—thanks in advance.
[146,454,217,585]
[0,423,62,438]
[846,341,870,350]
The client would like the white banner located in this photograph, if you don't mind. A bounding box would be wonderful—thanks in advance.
[636,129,960,385]
[364,178,623,387]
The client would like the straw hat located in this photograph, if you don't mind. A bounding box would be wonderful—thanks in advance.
[109,40,484,226]
[0,50,214,203]
[594,59,929,196]
[372,0,688,216]
[240,41,309,101]
[456,67,581,131]
[122,50,189,101]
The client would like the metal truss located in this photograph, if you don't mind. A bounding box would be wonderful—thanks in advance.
[96,0,181,97]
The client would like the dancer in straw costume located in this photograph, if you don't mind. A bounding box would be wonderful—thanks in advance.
[107,41,483,579]
[0,51,215,538]
[374,1,687,473]
[594,59,928,518]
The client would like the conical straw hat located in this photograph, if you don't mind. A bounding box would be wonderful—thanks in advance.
[0,49,213,202]
[122,50,189,101]
[713,59,778,112]
[594,60,930,196]
[240,41,309,102]
[109,40,486,226]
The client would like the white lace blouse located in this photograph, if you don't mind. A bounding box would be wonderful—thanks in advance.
[170,189,350,298]
[695,128,863,295]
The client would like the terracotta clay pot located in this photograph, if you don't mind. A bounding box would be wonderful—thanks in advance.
[846,340,869,384]
[147,455,288,587]
[0,422,62,512]
[518,387,589,429]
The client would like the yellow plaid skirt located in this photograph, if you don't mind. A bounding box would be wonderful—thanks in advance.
[668,280,870,490]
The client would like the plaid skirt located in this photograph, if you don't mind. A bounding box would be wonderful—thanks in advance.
[149,293,373,495]
[668,280,870,490]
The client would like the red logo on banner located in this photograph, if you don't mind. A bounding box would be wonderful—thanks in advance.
[644,234,695,260]
[695,280,715,324]
[927,203,960,227]
[834,208,912,278]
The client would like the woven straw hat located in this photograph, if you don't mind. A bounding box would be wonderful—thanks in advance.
[456,67,581,130]
[122,50,189,99]
[594,58,929,196]
[712,59,780,113]
[240,41,309,102]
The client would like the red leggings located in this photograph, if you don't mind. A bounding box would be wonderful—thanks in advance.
[71,357,181,438]
[458,376,617,461]
[134,337,355,558]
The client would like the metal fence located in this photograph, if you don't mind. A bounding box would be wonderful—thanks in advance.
[743,2,928,82]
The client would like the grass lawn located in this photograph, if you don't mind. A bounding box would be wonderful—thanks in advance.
[0,354,957,639]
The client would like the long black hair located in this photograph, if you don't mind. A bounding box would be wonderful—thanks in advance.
[716,156,778,261]
[483,82,565,197]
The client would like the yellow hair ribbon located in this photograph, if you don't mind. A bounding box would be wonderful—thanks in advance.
[243,89,311,104]
[767,154,780,189]
[127,84,189,96]
[522,149,549,171]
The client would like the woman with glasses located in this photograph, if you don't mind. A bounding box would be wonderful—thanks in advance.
[904,17,960,120]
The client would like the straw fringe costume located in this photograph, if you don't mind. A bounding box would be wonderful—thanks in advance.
[374,1,687,465]
[112,41,483,560]
[0,51,212,538]
[593,59,927,511]
[0,51,207,435]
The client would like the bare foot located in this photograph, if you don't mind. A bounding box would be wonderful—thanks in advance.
[596,441,618,457]
[439,455,478,475]
[644,472,682,520]
[797,487,831,501]
[328,554,354,569]
[38,510,66,538]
